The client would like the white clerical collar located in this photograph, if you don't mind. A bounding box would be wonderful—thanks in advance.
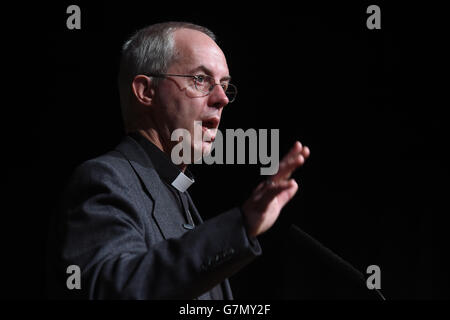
[171,172,195,193]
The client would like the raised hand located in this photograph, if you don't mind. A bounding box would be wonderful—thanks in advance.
[242,141,310,238]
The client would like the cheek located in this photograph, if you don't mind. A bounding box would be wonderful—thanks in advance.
[156,85,206,130]
[174,101,206,132]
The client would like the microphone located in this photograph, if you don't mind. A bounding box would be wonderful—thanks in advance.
[288,224,386,300]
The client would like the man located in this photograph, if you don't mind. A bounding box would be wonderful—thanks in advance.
[47,21,310,299]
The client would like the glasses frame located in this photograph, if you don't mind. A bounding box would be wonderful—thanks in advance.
[146,73,237,103]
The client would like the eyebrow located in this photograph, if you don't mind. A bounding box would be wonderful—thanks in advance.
[190,65,231,82]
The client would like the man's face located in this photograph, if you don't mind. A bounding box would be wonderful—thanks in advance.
[152,28,230,159]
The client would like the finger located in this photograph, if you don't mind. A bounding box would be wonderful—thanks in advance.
[275,142,311,180]
[253,179,280,201]
[301,146,310,159]
[252,181,267,201]
[258,179,297,209]
[255,180,266,193]
[293,140,303,152]
[271,146,299,180]
[280,142,303,166]
[273,152,304,182]
[276,179,299,208]
[287,141,303,158]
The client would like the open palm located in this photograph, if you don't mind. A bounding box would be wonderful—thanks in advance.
[242,141,310,238]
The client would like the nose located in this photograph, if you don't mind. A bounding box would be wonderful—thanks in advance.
[207,84,229,109]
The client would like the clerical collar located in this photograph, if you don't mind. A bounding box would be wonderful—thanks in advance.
[129,132,195,192]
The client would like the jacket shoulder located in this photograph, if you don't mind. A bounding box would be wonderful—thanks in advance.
[72,135,143,184]
[73,150,131,184]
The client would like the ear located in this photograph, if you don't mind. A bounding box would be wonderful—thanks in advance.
[131,75,155,106]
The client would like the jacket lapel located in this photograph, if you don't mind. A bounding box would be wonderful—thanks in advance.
[115,135,233,299]
[185,191,204,225]
[115,136,185,240]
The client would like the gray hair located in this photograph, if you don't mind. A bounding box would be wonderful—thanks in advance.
[118,21,217,131]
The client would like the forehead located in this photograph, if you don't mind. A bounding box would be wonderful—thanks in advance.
[171,28,229,76]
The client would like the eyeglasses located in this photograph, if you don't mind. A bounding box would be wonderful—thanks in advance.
[147,73,237,103]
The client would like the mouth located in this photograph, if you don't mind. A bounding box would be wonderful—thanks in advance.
[201,117,220,142]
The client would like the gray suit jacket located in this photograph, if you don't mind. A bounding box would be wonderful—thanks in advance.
[48,135,261,299]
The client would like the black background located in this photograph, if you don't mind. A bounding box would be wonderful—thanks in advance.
[2,1,448,300]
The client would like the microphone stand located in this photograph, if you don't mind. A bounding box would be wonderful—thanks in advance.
[289,224,386,300]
